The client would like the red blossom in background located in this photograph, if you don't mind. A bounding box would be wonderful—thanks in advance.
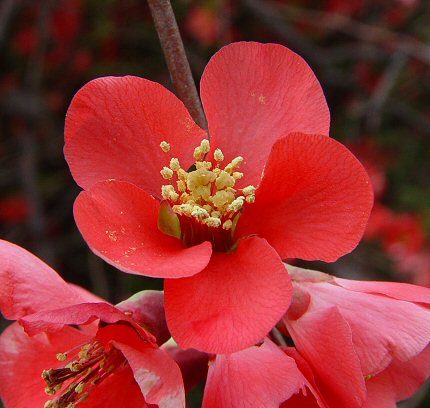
[64,41,373,354]
[0,240,185,408]
[281,265,430,408]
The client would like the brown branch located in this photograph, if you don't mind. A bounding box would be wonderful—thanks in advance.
[147,0,207,130]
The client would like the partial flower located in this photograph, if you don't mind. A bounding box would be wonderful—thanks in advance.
[281,265,430,408]
[0,240,185,408]
[65,41,373,353]
[202,337,321,408]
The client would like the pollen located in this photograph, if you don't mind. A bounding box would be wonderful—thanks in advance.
[159,141,170,152]
[158,139,257,251]
[41,339,127,408]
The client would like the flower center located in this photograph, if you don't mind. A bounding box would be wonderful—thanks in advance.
[42,340,126,408]
[158,139,256,252]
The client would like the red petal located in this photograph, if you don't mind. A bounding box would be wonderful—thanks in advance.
[65,76,207,197]
[0,323,91,408]
[237,133,373,261]
[200,42,330,187]
[282,348,329,408]
[163,345,209,392]
[116,290,170,345]
[295,276,430,375]
[164,237,292,353]
[114,340,185,407]
[286,307,366,408]
[0,239,95,320]
[202,338,306,408]
[365,344,430,406]
[74,180,212,278]
[335,277,430,304]
[20,302,153,341]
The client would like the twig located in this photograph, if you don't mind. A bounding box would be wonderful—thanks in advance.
[0,0,20,48]
[365,51,407,132]
[147,0,207,130]
[280,3,430,65]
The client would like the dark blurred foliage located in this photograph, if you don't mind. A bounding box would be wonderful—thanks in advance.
[0,0,429,407]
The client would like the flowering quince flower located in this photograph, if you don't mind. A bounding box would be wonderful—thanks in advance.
[64,41,373,353]
[202,337,328,408]
[0,240,186,408]
[281,265,430,408]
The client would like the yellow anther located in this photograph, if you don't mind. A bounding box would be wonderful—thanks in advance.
[196,161,212,170]
[191,185,211,201]
[232,172,243,180]
[211,211,221,219]
[191,206,210,220]
[177,169,188,181]
[225,156,244,174]
[222,220,233,230]
[45,387,57,396]
[215,170,235,190]
[227,196,245,212]
[204,217,222,228]
[44,401,54,408]
[56,353,67,361]
[245,195,255,203]
[173,203,194,216]
[162,185,178,201]
[160,167,174,180]
[200,139,210,153]
[169,158,180,171]
[214,148,224,162]
[242,185,256,196]
[193,146,204,161]
[75,382,85,393]
[187,169,216,190]
[160,141,170,152]
[177,180,186,192]
[213,190,235,210]
[203,205,213,213]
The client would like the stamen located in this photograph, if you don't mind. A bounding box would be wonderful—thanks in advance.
[158,139,256,252]
[160,141,170,152]
[160,167,174,180]
[169,158,180,171]
[214,148,224,162]
[42,341,126,408]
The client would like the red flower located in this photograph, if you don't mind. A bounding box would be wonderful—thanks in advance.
[64,41,373,353]
[281,265,430,407]
[0,240,185,408]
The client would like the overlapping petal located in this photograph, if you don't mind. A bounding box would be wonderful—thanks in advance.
[64,76,207,197]
[290,273,430,375]
[201,42,330,187]
[164,237,292,353]
[364,345,430,407]
[19,302,153,340]
[286,307,366,408]
[74,180,212,278]
[237,133,374,261]
[115,337,185,408]
[202,338,305,408]
[0,240,96,320]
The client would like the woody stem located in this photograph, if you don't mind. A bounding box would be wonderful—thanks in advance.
[147,0,207,130]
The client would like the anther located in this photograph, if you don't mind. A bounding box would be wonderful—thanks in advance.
[214,148,224,162]
[160,167,174,180]
[169,158,180,171]
[227,196,245,212]
[160,141,170,152]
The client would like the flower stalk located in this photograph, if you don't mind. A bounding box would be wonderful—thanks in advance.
[147,0,207,130]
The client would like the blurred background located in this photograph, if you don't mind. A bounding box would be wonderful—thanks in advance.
[0,0,429,406]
